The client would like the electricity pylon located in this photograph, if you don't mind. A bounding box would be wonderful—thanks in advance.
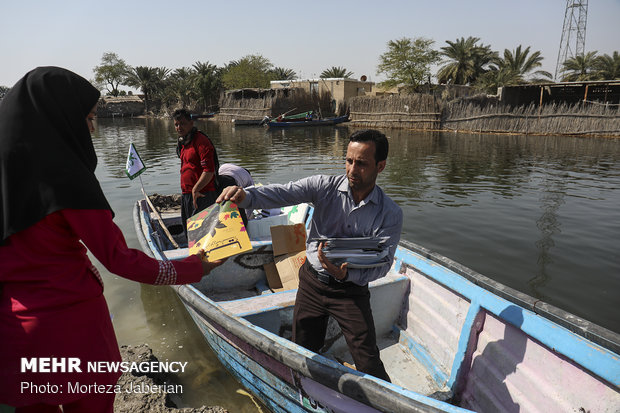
[555,0,588,81]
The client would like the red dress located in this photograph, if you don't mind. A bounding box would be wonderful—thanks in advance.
[0,209,202,407]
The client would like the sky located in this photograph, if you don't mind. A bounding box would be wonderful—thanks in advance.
[1,0,619,89]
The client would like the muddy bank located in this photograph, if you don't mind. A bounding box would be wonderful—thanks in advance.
[114,344,228,413]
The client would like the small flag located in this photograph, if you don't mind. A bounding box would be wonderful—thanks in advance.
[125,143,146,180]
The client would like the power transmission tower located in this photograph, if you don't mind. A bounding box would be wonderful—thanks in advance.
[555,0,588,81]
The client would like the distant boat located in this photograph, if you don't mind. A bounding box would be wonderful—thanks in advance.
[134,195,620,413]
[232,118,267,126]
[266,114,349,128]
[278,111,315,121]
[191,112,216,119]
[232,112,310,126]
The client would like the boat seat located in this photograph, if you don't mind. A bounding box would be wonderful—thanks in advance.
[163,247,189,260]
[217,289,297,317]
[216,270,407,319]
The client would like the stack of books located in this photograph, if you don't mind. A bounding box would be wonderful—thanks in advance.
[317,236,391,268]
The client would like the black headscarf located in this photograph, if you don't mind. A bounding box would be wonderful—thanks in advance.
[0,66,112,243]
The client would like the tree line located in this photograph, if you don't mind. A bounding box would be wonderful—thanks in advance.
[377,36,619,93]
[92,52,350,113]
[89,36,618,112]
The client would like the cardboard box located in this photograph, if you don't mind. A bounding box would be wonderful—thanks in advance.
[264,261,283,290]
[264,224,307,292]
[270,223,306,256]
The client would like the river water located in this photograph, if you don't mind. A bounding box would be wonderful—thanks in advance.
[91,118,620,411]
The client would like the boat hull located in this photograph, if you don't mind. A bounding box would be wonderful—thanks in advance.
[267,115,349,128]
[232,119,266,126]
[134,199,620,413]
[175,283,467,413]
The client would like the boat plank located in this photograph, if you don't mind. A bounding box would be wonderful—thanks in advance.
[217,290,297,316]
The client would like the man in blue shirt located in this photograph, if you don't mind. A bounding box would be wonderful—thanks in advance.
[217,129,403,381]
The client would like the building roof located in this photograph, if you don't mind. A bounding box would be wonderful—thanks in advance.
[270,78,374,85]
[502,80,620,88]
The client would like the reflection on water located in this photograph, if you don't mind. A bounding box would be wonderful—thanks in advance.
[530,172,566,298]
[91,118,620,409]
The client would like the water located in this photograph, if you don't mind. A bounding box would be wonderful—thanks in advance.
[91,118,620,411]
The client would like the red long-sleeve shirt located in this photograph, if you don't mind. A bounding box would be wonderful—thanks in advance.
[0,209,203,406]
[179,131,216,194]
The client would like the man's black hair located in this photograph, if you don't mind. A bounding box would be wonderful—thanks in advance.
[349,129,389,163]
[173,108,192,121]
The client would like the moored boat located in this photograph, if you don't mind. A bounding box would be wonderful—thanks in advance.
[232,118,267,126]
[134,194,620,413]
[190,112,216,119]
[266,114,349,128]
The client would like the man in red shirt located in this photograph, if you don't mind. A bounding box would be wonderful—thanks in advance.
[173,109,219,237]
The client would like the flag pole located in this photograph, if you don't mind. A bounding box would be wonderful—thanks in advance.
[138,175,180,249]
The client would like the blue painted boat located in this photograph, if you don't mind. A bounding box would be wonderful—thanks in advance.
[266,115,349,128]
[134,196,620,413]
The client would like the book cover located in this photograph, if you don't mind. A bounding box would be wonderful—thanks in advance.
[187,201,252,262]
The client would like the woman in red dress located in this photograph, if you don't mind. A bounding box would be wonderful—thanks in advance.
[0,67,223,412]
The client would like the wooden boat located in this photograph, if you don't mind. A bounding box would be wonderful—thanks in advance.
[190,112,216,119]
[134,195,620,413]
[278,111,315,121]
[266,115,349,128]
[232,118,267,126]
[231,111,314,126]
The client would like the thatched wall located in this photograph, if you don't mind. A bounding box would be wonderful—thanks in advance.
[97,96,145,118]
[216,88,333,122]
[215,88,619,137]
[348,94,442,130]
[346,94,619,137]
[443,100,620,137]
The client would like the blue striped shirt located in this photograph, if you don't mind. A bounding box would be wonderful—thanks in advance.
[239,175,403,285]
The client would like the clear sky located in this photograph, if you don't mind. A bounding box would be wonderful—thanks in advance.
[1,0,618,88]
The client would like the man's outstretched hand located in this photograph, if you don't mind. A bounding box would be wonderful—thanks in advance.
[216,185,246,205]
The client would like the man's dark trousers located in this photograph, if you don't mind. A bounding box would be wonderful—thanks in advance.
[292,261,390,382]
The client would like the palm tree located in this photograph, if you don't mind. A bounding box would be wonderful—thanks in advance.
[594,51,620,80]
[168,67,196,108]
[192,61,221,112]
[437,37,497,85]
[320,66,353,79]
[560,51,599,82]
[125,66,159,112]
[501,46,553,82]
[475,66,522,94]
[471,44,499,83]
[271,67,297,80]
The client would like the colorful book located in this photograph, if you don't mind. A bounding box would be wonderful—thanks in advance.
[187,201,252,262]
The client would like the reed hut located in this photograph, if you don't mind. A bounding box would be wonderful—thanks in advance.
[96,95,145,118]
[499,81,620,107]
[216,88,334,122]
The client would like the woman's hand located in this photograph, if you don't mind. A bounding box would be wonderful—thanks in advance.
[317,242,348,281]
[201,257,226,275]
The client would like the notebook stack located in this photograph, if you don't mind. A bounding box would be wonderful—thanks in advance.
[317,236,391,268]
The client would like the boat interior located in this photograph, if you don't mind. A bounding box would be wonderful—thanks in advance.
[139,198,620,411]
[143,200,449,399]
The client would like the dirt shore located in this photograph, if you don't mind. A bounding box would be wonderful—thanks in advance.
[114,344,228,413]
